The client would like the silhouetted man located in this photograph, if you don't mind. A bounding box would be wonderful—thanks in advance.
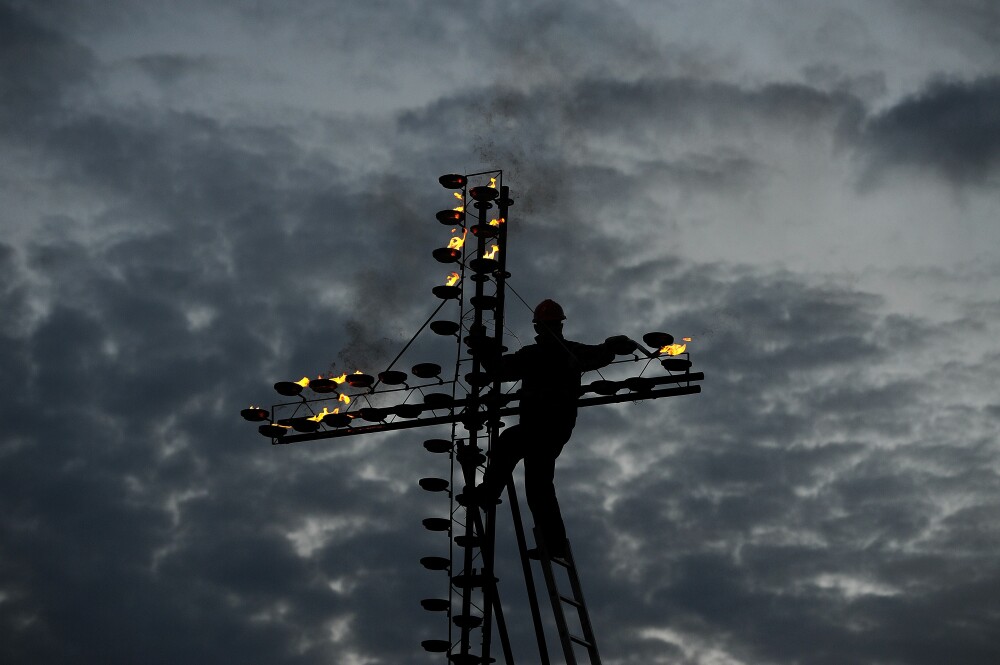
[464,299,626,558]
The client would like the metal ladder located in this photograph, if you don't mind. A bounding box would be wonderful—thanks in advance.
[531,530,602,665]
[460,477,604,665]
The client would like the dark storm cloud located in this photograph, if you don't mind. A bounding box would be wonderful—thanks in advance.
[558,267,1000,664]
[3,1,999,663]
[861,75,1000,185]
[0,3,93,126]
[0,5,445,663]
[402,74,865,290]
[389,68,1000,661]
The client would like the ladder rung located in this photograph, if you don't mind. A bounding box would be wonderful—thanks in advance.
[569,634,592,648]
[558,594,583,608]
[526,548,571,568]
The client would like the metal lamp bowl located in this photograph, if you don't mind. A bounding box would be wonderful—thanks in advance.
[423,438,452,453]
[308,378,337,393]
[377,370,408,385]
[589,380,619,396]
[419,477,449,492]
[469,224,497,238]
[358,407,387,422]
[436,209,465,225]
[430,320,460,336]
[322,413,352,428]
[438,174,467,189]
[421,599,449,612]
[423,393,453,408]
[432,247,461,263]
[661,358,691,371]
[625,377,655,392]
[642,331,674,348]
[273,381,303,397]
[290,418,320,433]
[346,373,374,388]
[469,186,498,202]
[240,407,269,422]
[469,257,498,273]
[470,295,497,310]
[393,403,423,418]
[412,362,442,378]
[432,285,461,300]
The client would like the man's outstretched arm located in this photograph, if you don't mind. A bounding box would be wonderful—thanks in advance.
[574,336,628,371]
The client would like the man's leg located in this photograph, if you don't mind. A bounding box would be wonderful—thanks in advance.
[477,425,528,502]
[524,428,571,558]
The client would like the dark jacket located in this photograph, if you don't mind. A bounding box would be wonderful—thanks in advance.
[482,332,614,429]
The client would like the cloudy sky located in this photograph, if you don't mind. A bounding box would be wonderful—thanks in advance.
[3,1,1000,663]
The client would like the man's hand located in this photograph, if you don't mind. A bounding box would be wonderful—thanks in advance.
[604,335,638,355]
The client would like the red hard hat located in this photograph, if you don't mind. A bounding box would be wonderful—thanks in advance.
[532,299,566,323]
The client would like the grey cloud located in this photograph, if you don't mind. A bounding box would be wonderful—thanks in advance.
[860,75,1000,185]
[129,54,218,86]
[550,262,1000,664]
[891,0,1000,55]
[2,1,999,663]
[0,3,94,127]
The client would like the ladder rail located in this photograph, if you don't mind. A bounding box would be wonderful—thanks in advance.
[507,481,552,665]
[469,505,517,665]
[562,540,602,665]
[535,531,579,665]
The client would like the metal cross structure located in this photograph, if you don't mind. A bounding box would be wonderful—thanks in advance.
[240,169,705,664]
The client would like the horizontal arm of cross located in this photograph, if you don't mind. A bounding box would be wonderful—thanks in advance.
[272,372,703,445]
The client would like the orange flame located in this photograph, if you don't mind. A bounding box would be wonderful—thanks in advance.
[453,192,463,201]
[488,177,497,188]
[446,272,461,287]
[682,337,692,342]
[447,228,467,250]
[489,217,505,227]
[484,245,499,260]
[331,373,348,384]
[294,376,310,387]
[659,343,687,356]
[308,406,339,422]
[339,393,351,405]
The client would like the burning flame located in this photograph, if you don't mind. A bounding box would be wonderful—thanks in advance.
[294,376,310,387]
[339,393,351,405]
[488,177,497,188]
[445,272,461,287]
[453,192,463,201]
[453,204,465,212]
[484,245,499,260]
[489,217,505,227]
[447,228,467,250]
[682,337,692,342]
[308,406,340,422]
[331,373,348,384]
[659,343,687,356]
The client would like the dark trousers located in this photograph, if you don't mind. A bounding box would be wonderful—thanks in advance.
[480,422,574,553]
